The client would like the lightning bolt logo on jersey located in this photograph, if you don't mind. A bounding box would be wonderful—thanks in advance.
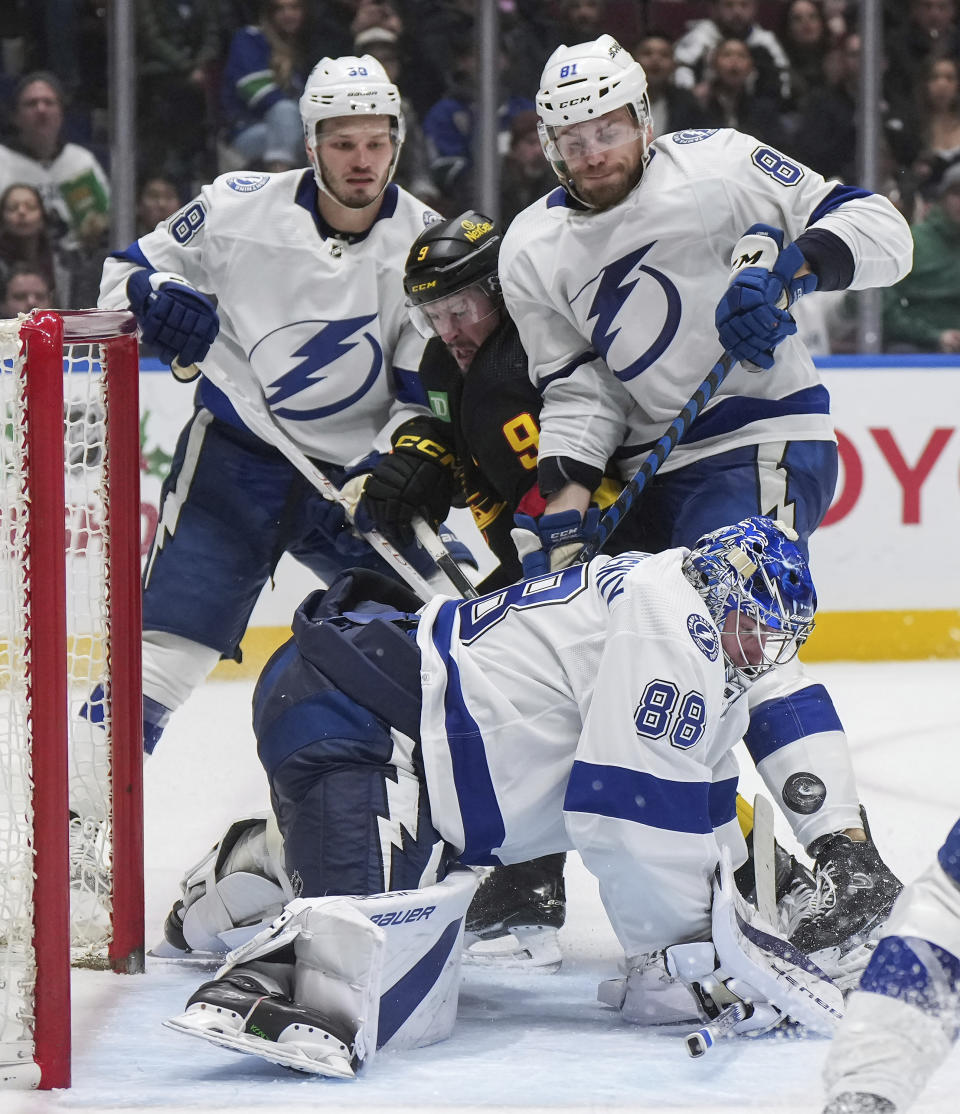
[575,242,682,383]
[256,316,382,421]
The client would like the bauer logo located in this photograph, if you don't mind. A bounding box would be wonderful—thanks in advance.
[369,906,436,927]
[672,129,719,144]
[225,173,269,193]
[687,613,719,661]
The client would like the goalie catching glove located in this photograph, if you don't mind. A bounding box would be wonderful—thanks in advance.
[715,223,818,370]
[127,269,220,371]
[358,417,459,547]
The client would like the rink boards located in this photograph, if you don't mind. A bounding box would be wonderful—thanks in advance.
[134,356,960,666]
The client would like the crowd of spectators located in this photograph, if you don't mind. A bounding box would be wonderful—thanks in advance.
[0,0,957,351]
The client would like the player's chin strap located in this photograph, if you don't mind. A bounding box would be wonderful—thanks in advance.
[173,357,473,602]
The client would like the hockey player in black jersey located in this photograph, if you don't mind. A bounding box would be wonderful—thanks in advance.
[352,212,579,967]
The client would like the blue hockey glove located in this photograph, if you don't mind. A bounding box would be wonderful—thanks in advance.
[306,491,370,559]
[715,224,818,370]
[127,269,220,370]
[437,523,478,570]
[511,507,600,578]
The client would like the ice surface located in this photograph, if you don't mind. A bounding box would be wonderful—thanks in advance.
[9,661,960,1113]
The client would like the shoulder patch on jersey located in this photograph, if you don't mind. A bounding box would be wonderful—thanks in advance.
[672,129,719,144]
[225,173,270,193]
[687,613,719,662]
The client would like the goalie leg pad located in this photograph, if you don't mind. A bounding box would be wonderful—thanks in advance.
[170,815,293,954]
[712,845,844,1034]
[294,866,479,1054]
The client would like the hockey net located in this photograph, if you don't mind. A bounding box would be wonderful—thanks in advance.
[0,310,144,1090]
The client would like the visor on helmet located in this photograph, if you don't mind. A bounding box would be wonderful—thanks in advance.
[406,279,500,339]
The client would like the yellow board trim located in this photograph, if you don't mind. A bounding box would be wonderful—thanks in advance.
[212,610,960,682]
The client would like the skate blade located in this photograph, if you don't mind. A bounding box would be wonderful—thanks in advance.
[147,937,221,963]
[164,1007,356,1078]
[463,925,562,973]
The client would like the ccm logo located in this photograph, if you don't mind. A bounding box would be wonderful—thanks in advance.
[560,97,590,108]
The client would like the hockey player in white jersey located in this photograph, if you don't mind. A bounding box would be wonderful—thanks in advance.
[164,516,847,1076]
[95,56,447,755]
[821,817,960,1114]
[500,35,909,976]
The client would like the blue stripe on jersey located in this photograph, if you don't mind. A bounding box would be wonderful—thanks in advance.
[431,601,505,864]
[393,365,428,406]
[594,553,650,606]
[377,917,463,1047]
[565,761,738,834]
[743,684,844,764]
[806,184,872,227]
[938,818,960,886]
[110,242,153,270]
[680,385,830,446]
[609,385,830,460]
[538,349,600,390]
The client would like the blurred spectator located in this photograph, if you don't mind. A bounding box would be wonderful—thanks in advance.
[0,260,54,316]
[135,0,221,184]
[779,0,834,114]
[0,183,56,291]
[634,33,710,138]
[884,161,960,353]
[422,35,534,213]
[673,0,792,105]
[694,38,784,143]
[221,0,309,173]
[906,56,960,214]
[136,175,184,237]
[499,109,555,226]
[0,72,109,251]
[353,25,440,206]
[886,0,960,115]
[790,33,911,185]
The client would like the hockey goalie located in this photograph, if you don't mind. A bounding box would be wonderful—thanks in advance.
[160,517,899,1077]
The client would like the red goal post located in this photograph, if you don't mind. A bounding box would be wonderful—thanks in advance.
[0,310,144,1090]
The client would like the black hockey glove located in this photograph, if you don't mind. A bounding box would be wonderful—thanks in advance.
[359,417,458,547]
[789,812,902,956]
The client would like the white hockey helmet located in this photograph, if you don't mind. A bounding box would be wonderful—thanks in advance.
[536,35,652,205]
[299,55,406,199]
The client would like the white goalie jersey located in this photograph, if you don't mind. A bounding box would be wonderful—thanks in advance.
[499,128,913,480]
[416,549,753,958]
[99,172,438,465]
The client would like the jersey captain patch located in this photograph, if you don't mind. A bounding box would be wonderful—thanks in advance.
[687,613,719,662]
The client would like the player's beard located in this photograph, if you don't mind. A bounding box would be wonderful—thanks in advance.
[574,163,642,210]
[318,157,392,210]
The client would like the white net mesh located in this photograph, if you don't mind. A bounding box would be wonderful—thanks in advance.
[0,316,119,1081]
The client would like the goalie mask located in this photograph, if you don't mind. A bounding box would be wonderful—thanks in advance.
[403,211,502,341]
[682,517,816,684]
[536,35,653,208]
[299,55,405,203]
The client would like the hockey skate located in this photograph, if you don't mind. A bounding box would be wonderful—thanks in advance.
[69,811,112,945]
[463,854,565,972]
[789,811,902,989]
[164,969,359,1077]
[822,1095,896,1113]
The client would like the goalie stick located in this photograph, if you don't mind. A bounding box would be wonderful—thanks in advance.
[751,792,779,927]
[172,358,473,602]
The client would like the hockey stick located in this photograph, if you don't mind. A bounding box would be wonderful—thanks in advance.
[685,1000,755,1058]
[412,516,479,599]
[572,352,735,563]
[173,359,470,602]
